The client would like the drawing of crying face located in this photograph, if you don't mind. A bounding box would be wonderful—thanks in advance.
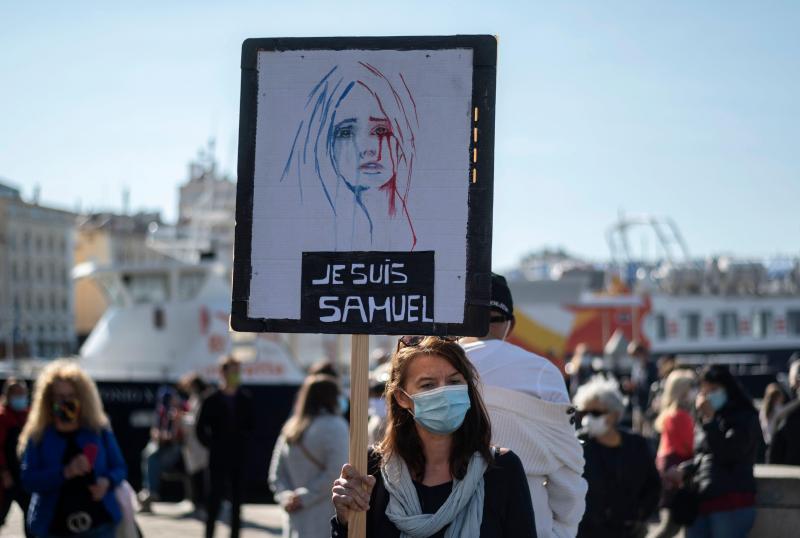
[331,86,394,189]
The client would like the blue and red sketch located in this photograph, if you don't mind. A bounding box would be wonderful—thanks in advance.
[281,62,418,250]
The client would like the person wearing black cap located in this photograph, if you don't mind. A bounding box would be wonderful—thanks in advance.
[461,273,587,538]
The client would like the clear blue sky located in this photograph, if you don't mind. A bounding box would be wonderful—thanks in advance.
[1,1,798,270]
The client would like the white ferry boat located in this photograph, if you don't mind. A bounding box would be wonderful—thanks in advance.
[505,216,800,395]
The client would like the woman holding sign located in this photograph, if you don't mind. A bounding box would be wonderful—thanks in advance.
[330,337,536,537]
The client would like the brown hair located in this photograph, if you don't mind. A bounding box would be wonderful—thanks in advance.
[219,355,240,373]
[281,374,340,444]
[377,337,493,481]
[2,377,27,403]
[761,382,786,420]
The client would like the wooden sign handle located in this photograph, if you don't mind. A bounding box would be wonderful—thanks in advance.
[348,334,369,538]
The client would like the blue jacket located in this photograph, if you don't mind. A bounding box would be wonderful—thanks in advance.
[21,426,127,536]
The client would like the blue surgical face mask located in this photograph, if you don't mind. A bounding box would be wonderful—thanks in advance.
[402,384,471,435]
[10,395,28,412]
[707,388,728,411]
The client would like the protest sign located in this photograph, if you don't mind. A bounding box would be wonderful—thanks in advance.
[232,35,496,537]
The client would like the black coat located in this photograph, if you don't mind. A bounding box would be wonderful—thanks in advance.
[331,448,537,538]
[687,405,761,500]
[767,402,800,465]
[196,388,255,468]
[578,430,661,538]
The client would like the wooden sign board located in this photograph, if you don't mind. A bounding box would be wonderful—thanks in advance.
[231,35,496,337]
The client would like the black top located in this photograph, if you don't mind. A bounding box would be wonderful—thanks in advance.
[49,431,111,535]
[688,405,761,500]
[767,402,800,465]
[196,388,255,466]
[578,430,661,538]
[331,448,536,538]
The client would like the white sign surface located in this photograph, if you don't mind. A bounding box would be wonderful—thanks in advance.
[248,49,473,324]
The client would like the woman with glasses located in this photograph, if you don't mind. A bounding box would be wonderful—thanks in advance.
[18,360,127,538]
[330,336,536,537]
[574,377,661,538]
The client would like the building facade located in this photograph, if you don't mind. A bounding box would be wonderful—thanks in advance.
[73,211,166,342]
[0,181,76,359]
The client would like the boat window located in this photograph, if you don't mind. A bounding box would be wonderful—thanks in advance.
[154,307,165,329]
[121,273,170,304]
[752,310,772,339]
[652,313,667,340]
[719,311,739,338]
[178,271,206,301]
[788,310,800,336]
[95,275,128,307]
[682,312,700,340]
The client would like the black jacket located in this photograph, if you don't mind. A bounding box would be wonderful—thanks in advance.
[196,388,255,466]
[331,448,536,538]
[578,430,661,538]
[767,401,800,465]
[687,405,761,500]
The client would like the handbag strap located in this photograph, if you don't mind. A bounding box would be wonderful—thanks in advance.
[296,441,325,471]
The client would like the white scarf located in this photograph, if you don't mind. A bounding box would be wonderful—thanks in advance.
[381,451,488,538]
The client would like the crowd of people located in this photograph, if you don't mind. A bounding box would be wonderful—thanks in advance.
[0,272,798,537]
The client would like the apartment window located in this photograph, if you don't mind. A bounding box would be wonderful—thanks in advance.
[683,312,701,340]
[719,311,739,338]
[788,310,800,336]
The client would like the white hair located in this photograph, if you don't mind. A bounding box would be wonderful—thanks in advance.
[573,376,627,419]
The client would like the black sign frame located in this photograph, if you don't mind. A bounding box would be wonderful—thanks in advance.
[231,35,496,336]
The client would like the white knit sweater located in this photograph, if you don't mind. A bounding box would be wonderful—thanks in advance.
[480,384,587,538]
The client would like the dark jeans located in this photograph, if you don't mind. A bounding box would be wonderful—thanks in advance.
[206,466,243,538]
[686,506,756,538]
[0,483,32,538]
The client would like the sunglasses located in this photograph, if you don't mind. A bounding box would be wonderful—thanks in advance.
[396,335,461,352]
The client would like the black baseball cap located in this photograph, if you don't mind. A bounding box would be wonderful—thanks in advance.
[490,273,514,321]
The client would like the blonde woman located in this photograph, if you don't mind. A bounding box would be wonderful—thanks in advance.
[18,360,126,538]
[652,369,697,537]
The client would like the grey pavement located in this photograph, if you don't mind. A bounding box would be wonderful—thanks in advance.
[1,501,683,537]
[0,501,284,537]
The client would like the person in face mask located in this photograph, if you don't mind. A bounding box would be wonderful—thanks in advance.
[574,377,662,538]
[196,356,254,538]
[0,378,32,536]
[17,360,127,538]
[767,358,800,465]
[460,273,586,538]
[331,336,537,537]
[674,364,761,538]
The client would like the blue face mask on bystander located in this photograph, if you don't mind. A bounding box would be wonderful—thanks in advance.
[707,388,728,411]
[10,395,28,412]
[402,384,471,435]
